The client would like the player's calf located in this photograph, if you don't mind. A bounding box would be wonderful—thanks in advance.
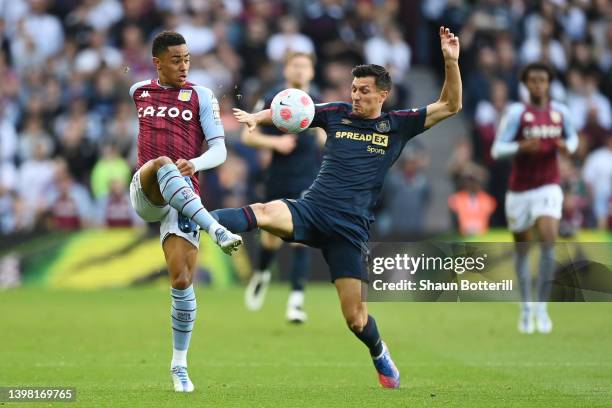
[157,163,242,254]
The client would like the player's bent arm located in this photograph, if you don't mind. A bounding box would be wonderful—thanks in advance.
[241,124,281,150]
[559,103,579,154]
[491,103,524,159]
[189,137,227,171]
[424,59,462,129]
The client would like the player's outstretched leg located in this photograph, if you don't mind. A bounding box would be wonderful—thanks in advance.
[513,232,534,334]
[335,278,399,388]
[534,217,558,334]
[244,231,279,311]
[286,246,310,323]
[140,156,242,254]
[164,236,198,392]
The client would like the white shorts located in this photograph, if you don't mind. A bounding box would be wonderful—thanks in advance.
[129,170,200,248]
[505,184,563,233]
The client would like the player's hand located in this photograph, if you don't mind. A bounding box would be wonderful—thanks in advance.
[556,139,570,155]
[274,134,297,155]
[233,108,257,132]
[176,159,195,177]
[440,26,460,61]
[518,138,540,154]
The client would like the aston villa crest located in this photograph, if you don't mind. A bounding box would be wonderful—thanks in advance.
[375,120,390,133]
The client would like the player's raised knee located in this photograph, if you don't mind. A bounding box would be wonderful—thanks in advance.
[153,156,173,169]
[249,202,267,223]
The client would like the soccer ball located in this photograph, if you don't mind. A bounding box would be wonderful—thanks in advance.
[270,88,315,133]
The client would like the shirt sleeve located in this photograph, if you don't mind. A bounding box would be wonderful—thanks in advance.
[310,103,343,129]
[555,102,579,154]
[193,86,225,141]
[491,103,524,159]
[189,136,227,172]
[129,80,150,99]
[391,107,427,142]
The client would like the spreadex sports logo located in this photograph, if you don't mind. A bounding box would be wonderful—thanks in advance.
[138,105,193,121]
[335,131,389,155]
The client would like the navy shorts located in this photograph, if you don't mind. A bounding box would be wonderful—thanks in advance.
[282,198,370,283]
[265,182,310,202]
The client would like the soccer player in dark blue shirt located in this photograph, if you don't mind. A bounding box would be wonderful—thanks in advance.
[241,52,325,322]
[214,27,462,388]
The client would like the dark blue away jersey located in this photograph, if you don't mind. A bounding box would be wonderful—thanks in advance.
[258,87,322,189]
[304,102,427,221]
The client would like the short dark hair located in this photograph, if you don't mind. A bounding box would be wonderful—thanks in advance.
[152,31,186,57]
[351,64,392,92]
[520,62,555,83]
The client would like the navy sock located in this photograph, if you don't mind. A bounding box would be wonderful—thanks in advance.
[353,315,383,357]
[290,246,310,291]
[258,247,278,271]
[211,206,257,233]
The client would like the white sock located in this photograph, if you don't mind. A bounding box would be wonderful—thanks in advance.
[288,290,304,308]
[207,221,222,239]
[172,348,188,368]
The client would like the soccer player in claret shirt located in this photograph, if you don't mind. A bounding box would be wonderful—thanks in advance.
[128,31,242,392]
[492,62,578,334]
[214,27,462,388]
[242,52,325,323]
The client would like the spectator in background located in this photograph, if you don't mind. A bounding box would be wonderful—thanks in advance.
[9,0,64,71]
[266,15,315,63]
[74,30,122,75]
[90,143,131,200]
[17,115,53,162]
[582,134,612,230]
[566,69,612,131]
[55,117,98,185]
[448,162,496,236]
[96,178,141,228]
[363,23,411,84]
[474,79,511,164]
[377,145,431,237]
[216,151,249,209]
[44,160,94,231]
[17,137,55,220]
[520,18,567,73]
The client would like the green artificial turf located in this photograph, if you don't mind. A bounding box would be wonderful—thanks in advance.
[1,285,610,407]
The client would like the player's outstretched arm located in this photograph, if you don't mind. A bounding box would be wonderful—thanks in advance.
[424,26,462,129]
[240,123,297,155]
[233,108,273,132]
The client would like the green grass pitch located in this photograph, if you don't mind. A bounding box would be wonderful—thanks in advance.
[1,285,611,407]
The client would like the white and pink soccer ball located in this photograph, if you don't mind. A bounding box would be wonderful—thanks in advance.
[270,88,315,134]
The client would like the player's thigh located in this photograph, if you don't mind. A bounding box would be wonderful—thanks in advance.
[163,234,199,288]
[535,216,559,244]
[251,200,294,239]
[532,185,562,243]
[335,277,368,328]
[130,169,170,222]
[139,156,174,206]
[260,230,284,250]
[505,190,532,234]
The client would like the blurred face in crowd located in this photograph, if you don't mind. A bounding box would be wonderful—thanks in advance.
[284,55,314,90]
[154,44,190,88]
[351,76,388,119]
[525,69,550,106]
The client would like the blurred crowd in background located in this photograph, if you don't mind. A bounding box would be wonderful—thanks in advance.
[0,0,610,238]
